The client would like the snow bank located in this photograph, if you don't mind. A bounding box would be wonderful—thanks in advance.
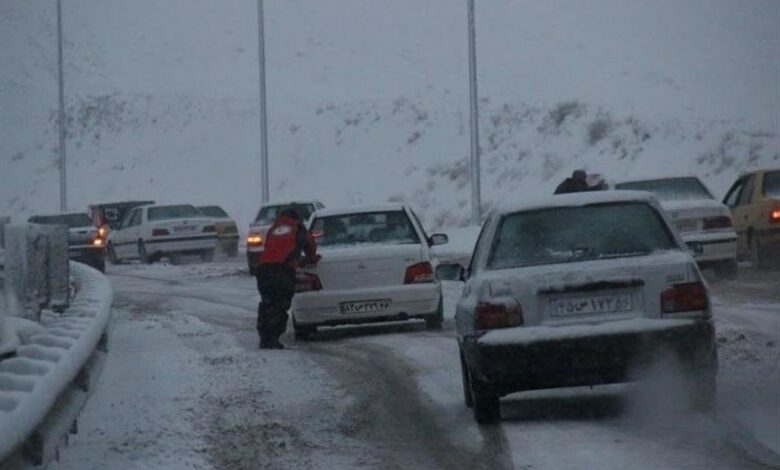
[0,262,113,461]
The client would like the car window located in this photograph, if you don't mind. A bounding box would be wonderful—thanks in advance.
[408,209,429,242]
[148,205,200,221]
[487,202,676,269]
[723,178,745,208]
[119,210,136,229]
[737,174,755,206]
[255,205,282,224]
[311,211,421,247]
[615,177,713,201]
[130,210,143,227]
[468,217,493,275]
[762,171,780,197]
[28,213,93,228]
[198,206,229,218]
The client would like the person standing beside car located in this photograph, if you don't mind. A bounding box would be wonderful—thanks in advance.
[554,169,606,194]
[255,207,320,349]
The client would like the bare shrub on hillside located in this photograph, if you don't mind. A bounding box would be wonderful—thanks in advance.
[588,116,612,145]
[538,101,586,135]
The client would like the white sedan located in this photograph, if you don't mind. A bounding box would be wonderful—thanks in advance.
[615,176,738,278]
[107,204,218,264]
[291,204,449,339]
[439,191,718,424]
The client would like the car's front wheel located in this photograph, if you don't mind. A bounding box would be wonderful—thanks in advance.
[138,241,152,264]
[200,249,215,263]
[107,242,121,265]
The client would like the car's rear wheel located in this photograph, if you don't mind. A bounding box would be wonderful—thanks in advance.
[200,249,215,263]
[138,241,152,264]
[293,318,316,341]
[714,259,737,280]
[749,233,770,270]
[470,375,500,424]
[460,349,473,408]
[107,242,121,265]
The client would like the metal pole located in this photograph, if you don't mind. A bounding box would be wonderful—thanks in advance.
[56,0,68,212]
[257,0,270,203]
[467,0,481,225]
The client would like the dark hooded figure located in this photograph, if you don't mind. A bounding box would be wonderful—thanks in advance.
[555,170,593,195]
[254,206,319,349]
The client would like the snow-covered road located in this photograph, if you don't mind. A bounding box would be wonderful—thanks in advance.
[43,259,779,470]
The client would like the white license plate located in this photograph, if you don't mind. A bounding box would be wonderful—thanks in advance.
[674,219,698,233]
[174,225,196,232]
[340,299,391,314]
[550,294,633,317]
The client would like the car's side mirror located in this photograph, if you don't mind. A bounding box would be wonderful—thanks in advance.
[429,233,449,246]
[436,263,465,281]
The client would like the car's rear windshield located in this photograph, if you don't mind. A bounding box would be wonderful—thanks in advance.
[29,213,94,228]
[487,202,677,269]
[763,171,780,197]
[615,177,712,201]
[148,205,201,221]
[254,204,315,224]
[198,206,229,218]
[311,210,420,247]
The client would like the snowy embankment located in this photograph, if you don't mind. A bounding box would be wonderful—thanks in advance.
[0,262,113,462]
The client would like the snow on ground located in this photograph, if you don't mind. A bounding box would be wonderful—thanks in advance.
[35,259,780,469]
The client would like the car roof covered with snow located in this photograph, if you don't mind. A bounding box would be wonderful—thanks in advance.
[496,190,659,215]
[313,203,408,218]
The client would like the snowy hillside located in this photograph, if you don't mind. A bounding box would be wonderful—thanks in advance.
[2,0,778,229]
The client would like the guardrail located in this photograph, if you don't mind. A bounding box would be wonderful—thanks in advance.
[0,262,112,467]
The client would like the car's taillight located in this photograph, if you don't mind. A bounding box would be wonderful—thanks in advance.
[247,234,263,245]
[203,225,216,233]
[475,302,524,330]
[660,281,708,314]
[92,237,104,247]
[97,226,108,237]
[404,262,435,284]
[295,272,322,292]
[152,228,170,236]
[702,215,732,230]
[770,208,780,224]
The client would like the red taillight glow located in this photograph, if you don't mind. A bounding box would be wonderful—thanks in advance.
[770,208,780,224]
[404,262,435,284]
[661,281,708,314]
[152,228,170,236]
[475,302,524,330]
[702,215,732,230]
[295,272,322,292]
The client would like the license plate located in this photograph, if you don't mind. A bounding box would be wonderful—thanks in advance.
[674,219,698,233]
[339,299,391,314]
[550,294,633,317]
[174,225,195,233]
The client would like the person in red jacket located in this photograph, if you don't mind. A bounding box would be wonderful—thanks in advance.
[255,206,319,349]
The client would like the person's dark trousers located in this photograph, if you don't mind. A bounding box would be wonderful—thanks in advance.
[255,263,296,347]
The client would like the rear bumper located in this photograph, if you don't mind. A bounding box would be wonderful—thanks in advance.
[292,283,441,326]
[682,233,737,263]
[754,227,780,246]
[69,246,105,266]
[462,319,717,396]
[145,235,217,254]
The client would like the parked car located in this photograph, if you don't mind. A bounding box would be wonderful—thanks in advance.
[197,205,239,257]
[614,176,738,278]
[28,212,106,272]
[438,191,717,424]
[106,204,217,264]
[722,168,780,269]
[246,200,324,274]
[291,204,449,339]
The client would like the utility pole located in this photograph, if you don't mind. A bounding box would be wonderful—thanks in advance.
[467,0,481,225]
[257,0,270,203]
[56,0,68,212]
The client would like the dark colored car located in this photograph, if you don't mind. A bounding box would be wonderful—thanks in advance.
[28,212,106,272]
[89,200,155,231]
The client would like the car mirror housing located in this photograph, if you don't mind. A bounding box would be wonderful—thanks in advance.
[430,233,449,246]
[436,263,464,281]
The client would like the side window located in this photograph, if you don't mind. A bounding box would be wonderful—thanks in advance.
[120,210,135,229]
[737,174,755,206]
[723,179,744,208]
[130,210,143,227]
[408,209,429,242]
[468,218,493,276]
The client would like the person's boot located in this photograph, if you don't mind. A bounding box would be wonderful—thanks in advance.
[269,339,285,350]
